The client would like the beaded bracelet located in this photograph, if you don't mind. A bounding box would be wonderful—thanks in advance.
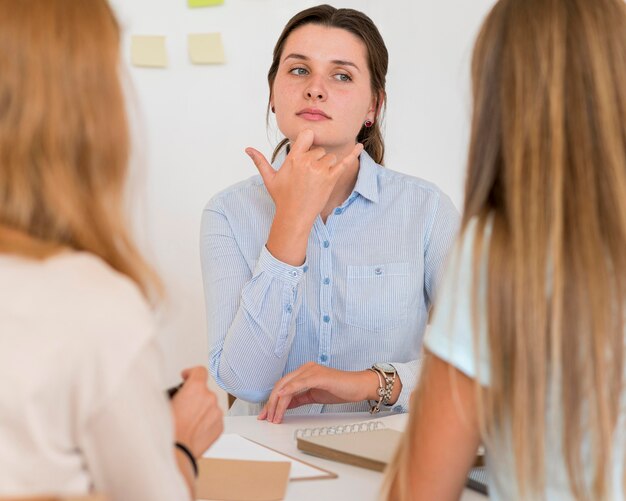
[367,367,385,414]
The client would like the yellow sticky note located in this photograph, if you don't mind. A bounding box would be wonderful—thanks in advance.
[131,36,167,68]
[188,0,223,7]
[188,33,225,65]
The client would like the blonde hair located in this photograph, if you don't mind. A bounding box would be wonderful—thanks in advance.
[0,0,161,301]
[385,0,626,499]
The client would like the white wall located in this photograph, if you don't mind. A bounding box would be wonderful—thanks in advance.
[108,0,496,402]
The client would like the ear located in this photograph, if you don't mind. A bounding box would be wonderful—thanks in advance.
[368,90,385,120]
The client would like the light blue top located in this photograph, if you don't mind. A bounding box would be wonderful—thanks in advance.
[425,219,626,500]
[200,151,459,414]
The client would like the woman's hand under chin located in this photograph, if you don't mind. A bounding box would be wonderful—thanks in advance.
[257,362,377,424]
[246,129,362,226]
[245,129,363,266]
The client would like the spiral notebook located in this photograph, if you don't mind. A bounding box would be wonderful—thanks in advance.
[295,417,488,496]
[296,420,400,472]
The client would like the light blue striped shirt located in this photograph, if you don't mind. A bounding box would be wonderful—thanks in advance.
[200,151,459,414]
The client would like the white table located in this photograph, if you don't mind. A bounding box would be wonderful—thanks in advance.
[223,413,487,501]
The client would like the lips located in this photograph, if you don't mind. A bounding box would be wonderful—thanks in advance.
[296,108,331,121]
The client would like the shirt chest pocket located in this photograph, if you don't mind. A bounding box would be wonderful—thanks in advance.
[345,262,409,332]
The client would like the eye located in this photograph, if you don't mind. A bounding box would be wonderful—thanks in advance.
[289,67,309,76]
[334,73,352,82]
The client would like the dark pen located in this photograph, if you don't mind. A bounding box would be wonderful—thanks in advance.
[167,382,184,399]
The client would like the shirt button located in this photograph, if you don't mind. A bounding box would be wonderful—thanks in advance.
[303,265,309,272]
[323,240,330,248]
[374,267,383,275]
[286,305,293,313]
[334,208,343,215]
[323,277,330,285]
[290,270,297,277]
[320,354,328,362]
[322,315,330,323]
[393,405,403,412]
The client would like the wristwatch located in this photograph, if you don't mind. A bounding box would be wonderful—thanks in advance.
[368,363,397,414]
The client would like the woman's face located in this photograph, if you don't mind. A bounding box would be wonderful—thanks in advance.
[271,24,376,157]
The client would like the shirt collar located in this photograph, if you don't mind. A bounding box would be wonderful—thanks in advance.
[352,150,380,204]
[270,147,380,204]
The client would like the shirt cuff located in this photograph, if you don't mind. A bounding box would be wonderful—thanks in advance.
[388,359,423,413]
[254,246,308,287]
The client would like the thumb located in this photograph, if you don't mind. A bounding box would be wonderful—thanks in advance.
[245,147,275,186]
[181,366,208,382]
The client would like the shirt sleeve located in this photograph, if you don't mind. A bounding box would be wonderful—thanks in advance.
[423,219,491,386]
[80,339,189,501]
[200,200,307,403]
[423,191,461,308]
[387,358,423,412]
[387,190,460,410]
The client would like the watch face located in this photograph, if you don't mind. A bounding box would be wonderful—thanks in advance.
[374,363,395,374]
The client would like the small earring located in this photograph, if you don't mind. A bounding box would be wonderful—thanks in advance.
[364,120,373,128]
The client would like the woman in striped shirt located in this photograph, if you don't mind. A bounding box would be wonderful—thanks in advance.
[201,4,459,421]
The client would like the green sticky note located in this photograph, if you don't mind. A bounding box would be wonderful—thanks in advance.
[188,0,224,7]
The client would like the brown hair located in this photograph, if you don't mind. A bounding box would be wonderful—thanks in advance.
[0,0,161,301]
[267,4,388,164]
[385,0,626,499]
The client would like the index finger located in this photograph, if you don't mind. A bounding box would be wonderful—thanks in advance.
[289,129,315,155]
[271,393,295,424]
[263,364,311,421]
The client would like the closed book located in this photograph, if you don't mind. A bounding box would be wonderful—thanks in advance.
[297,427,403,472]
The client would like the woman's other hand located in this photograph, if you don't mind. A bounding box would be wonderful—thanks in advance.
[257,362,378,424]
[171,366,224,457]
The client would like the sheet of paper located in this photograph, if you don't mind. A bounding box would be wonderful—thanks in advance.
[204,433,329,480]
[131,36,167,68]
[188,0,224,7]
[188,33,225,64]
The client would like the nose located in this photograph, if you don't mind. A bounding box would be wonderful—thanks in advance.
[305,77,326,101]
[306,89,325,100]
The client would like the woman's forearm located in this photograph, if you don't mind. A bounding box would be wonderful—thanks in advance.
[265,210,315,266]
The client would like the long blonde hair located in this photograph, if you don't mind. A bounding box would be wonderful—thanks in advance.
[0,0,161,301]
[385,0,626,499]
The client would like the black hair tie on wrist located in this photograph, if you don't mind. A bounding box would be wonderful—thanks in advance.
[175,442,198,478]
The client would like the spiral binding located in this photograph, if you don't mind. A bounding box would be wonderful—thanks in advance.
[466,466,488,495]
[294,420,386,439]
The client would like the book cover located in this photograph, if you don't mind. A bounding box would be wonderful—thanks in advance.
[297,428,403,472]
